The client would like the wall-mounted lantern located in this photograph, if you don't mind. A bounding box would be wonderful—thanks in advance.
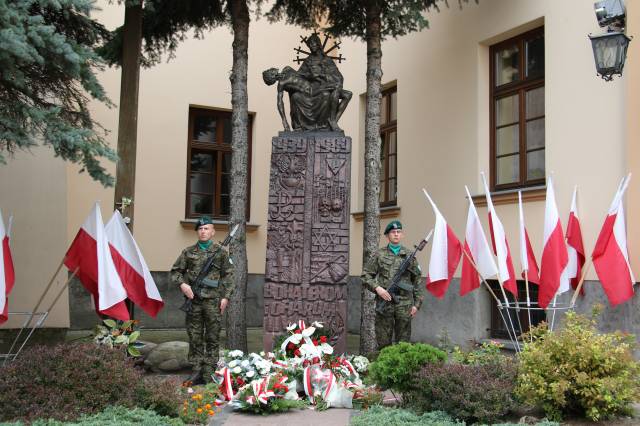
[590,0,632,81]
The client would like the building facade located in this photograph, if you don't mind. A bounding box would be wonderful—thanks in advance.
[1,0,638,347]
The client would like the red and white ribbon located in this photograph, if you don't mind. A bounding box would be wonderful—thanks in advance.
[341,358,357,376]
[303,367,336,401]
[298,320,306,330]
[218,367,235,401]
[303,366,313,397]
[322,370,336,399]
[273,360,288,368]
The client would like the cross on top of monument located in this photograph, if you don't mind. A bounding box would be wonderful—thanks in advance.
[294,31,346,64]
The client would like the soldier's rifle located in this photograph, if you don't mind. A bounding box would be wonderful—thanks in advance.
[180,224,240,314]
[375,229,433,315]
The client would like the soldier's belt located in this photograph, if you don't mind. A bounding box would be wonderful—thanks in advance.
[201,278,220,288]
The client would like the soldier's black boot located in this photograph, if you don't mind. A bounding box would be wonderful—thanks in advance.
[184,369,204,386]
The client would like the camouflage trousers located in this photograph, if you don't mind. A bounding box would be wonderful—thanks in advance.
[186,297,222,382]
[375,298,413,350]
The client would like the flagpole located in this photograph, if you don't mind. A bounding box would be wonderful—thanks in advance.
[570,260,593,306]
[3,258,66,366]
[518,190,533,341]
[524,275,533,342]
[11,267,79,362]
[461,248,520,352]
[478,173,521,352]
[496,277,521,352]
[550,294,558,331]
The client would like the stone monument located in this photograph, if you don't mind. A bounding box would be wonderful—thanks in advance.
[262,33,352,353]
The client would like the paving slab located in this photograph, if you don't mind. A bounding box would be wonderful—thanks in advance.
[211,405,353,426]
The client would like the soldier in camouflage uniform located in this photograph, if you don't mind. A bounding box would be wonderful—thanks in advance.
[361,220,424,350]
[171,216,235,384]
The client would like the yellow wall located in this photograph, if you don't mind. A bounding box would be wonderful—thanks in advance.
[1,0,636,328]
[0,147,69,327]
[350,0,632,280]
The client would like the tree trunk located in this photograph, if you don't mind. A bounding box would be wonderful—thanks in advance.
[113,2,143,319]
[113,2,143,231]
[359,3,383,355]
[226,0,249,352]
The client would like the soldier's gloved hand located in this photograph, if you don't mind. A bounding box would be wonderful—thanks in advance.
[375,286,392,301]
[220,298,229,313]
[410,306,418,317]
[180,283,194,299]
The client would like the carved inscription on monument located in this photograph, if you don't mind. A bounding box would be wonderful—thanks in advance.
[264,134,351,353]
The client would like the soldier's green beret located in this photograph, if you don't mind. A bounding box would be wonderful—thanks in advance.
[384,220,403,235]
[195,216,214,230]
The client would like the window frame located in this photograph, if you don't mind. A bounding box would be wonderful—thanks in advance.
[490,27,545,191]
[487,280,546,339]
[380,86,398,207]
[185,106,253,220]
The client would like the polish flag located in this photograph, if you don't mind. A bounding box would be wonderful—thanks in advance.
[64,203,129,320]
[106,211,164,318]
[592,175,636,306]
[460,186,498,296]
[423,189,462,299]
[481,173,518,297]
[538,176,570,309]
[566,186,586,294]
[0,210,15,325]
[518,192,540,285]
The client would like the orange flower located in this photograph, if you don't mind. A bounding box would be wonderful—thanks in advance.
[192,395,198,400]
[205,403,212,410]
[208,410,215,416]
[197,408,203,414]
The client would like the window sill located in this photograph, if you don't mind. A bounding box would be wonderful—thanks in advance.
[352,205,401,222]
[180,219,260,232]
[470,186,545,207]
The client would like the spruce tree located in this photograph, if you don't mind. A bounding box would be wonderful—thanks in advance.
[0,0,116,186]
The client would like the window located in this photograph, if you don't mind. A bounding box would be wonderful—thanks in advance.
[488,280,546,339]
[490,27,545,191]
[185,107,252,219]
[380,86,398,206]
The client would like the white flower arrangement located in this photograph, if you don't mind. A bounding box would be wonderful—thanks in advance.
[350,355,370,374]
[228,349,244,358]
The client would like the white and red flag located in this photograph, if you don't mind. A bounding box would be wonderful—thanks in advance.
[106,210,164,318]
[538,176,570,309]
[64,203,129,320]
[423,189,462,299]
[592,175,636,306]
[481,173,518,297]
[460,186,498,296]
[566,186,586,295]
[0,210,15,325]
[518,191,540,285]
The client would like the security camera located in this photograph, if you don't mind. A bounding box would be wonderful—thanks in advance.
[594,0,626,31]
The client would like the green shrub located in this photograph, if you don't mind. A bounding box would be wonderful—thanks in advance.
[452,340,508,366]
[516,310,640,421]
[405,361,518,424]
[350,406,463,426]
[6,406,183,425]
[369,342,446,394]
[134,376,182,417]
[0,343,181,423]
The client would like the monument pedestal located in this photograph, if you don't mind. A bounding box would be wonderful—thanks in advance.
[263,133,351,354]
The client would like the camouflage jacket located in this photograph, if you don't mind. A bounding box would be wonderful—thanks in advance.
[171,242,235,300]
[360,244,424,309]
